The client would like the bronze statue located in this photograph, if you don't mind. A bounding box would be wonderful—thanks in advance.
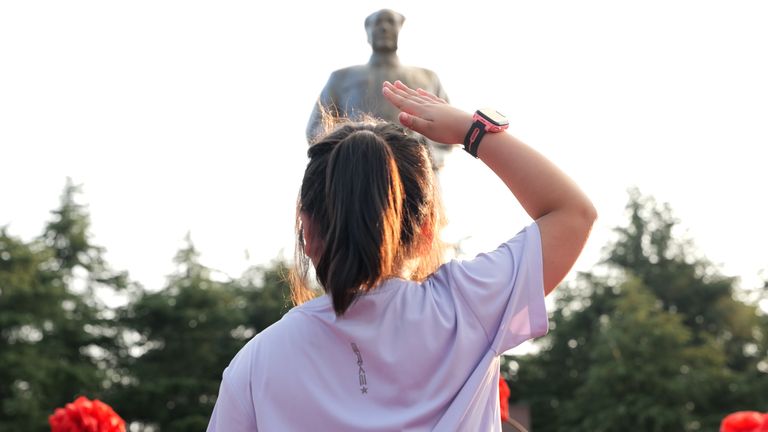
[307,9,452,169]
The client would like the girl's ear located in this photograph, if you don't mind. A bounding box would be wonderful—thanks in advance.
[418,220,434,254]
[300,212,321,264]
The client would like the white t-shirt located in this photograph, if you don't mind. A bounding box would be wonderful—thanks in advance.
[207,222,548,431]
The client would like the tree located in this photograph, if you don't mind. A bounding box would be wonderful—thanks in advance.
[559,278,725,431]
[0,180,127,430]
[508,189,767,431]
[1,179,295,430]
[605,190,766,420]
[239,259,293,335]
[115,236,292,431]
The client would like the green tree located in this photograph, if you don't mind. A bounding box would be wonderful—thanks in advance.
[605,190,766,421]
[1,179,295,430]
[115,237,292,431]
[558,278,725,431]
[239,259,293,334]
[508,189,766,431]
[0,180,127,430]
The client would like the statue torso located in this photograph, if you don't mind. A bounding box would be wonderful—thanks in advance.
[328,64,443,123]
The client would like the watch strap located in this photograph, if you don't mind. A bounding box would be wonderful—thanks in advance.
[463,120,487,158]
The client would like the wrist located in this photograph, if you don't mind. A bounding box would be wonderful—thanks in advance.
[455,115,474,145]
[463,109,509,157]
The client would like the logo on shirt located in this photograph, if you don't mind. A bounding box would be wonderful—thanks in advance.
[351,342,368,395]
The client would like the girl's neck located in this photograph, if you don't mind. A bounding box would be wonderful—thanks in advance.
[395,257,420,280]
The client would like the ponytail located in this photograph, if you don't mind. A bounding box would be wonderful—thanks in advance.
[315,130,404,315]
[292,120,443,317]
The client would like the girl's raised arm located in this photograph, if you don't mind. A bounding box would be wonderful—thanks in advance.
[382,80,596,295]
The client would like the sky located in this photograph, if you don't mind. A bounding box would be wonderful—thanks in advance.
[2,1,767,303]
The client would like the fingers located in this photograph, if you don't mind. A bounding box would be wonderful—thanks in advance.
[382,85,413,112]
[390,80,445,104]
[398,112,431,135]
[382,80,437,134]
[416,88,447,104]
[393,80,418,95]
[382,82,425,116]
[383,81,433,106]
[393,81,434,104]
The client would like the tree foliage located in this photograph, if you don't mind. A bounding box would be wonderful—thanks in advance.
[0,180,126,431]
[0,181,293,431]
[112,238,292,431]
[5,182,765,430]
[508,189,767,431]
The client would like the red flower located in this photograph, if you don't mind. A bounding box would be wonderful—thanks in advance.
[49,396,126,432]
[499,377,511,423]
[720,411,768,432]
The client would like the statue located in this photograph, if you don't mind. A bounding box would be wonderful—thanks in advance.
[306,9,452,170]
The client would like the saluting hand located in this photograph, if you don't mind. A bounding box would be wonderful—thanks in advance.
[382,80,473,146]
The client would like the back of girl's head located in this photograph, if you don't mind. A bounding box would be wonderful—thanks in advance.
[291,119,445,316]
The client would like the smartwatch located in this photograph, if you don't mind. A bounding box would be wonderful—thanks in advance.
[463,109,509,158]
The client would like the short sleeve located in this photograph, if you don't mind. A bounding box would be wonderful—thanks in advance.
[207,343,259,432]
[443,222,548,354]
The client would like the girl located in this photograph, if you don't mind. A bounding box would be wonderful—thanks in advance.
[207,81,596,431]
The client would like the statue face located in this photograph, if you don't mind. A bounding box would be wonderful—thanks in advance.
[366,10,401,53]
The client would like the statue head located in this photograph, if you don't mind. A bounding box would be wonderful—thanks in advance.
[364,9,405,53]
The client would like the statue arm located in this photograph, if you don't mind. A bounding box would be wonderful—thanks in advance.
[433,73,449,103]
[418,69,449,103]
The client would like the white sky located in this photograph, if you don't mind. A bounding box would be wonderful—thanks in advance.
[2,1,767,298]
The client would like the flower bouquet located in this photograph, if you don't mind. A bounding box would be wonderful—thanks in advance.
[49,396,125,432]
[721,411,768,432]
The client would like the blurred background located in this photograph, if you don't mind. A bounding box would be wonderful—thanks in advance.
[1,1,767,430]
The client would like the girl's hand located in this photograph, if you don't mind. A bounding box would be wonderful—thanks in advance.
[382,80,473,146]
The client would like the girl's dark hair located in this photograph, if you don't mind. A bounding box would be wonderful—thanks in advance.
[291,118,444,316]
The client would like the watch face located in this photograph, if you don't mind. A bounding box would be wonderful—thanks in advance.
[477,109,509,126]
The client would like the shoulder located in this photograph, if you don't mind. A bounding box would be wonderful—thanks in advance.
[418,66,439,77]
[239,303,324,353]
[257,303,325,343]
[400,66,445,95]
[329,65,368,81]
[425,223,547,352]
[406,66,440,80]
[430,223,541,286]
[223,305,321,377]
